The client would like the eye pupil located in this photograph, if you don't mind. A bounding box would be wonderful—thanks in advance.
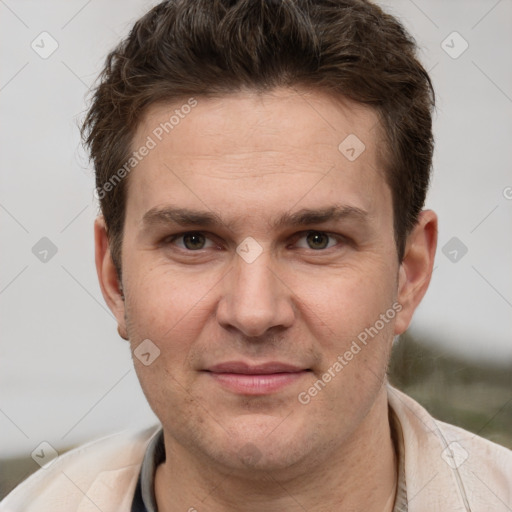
[183,232,205,250]
[307,231,329,250]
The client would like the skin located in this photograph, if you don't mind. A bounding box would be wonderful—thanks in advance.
[95,87,437,511]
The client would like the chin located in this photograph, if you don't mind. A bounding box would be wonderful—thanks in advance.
[208,418,319,474]
[221,443,308,475]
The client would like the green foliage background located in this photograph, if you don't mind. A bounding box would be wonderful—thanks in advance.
[389,332,512,449]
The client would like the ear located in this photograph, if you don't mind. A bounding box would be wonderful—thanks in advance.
[394,210,438,335]
[94,215,128,340]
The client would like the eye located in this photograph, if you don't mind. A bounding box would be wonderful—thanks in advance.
[295,231,340,250]
[165,231,216,251]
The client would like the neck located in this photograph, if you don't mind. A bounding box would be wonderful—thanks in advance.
[155,387,397,512]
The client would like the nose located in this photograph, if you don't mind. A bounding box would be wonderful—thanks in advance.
[216,247,295,338]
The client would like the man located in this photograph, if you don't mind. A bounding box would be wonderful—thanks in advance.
[2,0,511,511]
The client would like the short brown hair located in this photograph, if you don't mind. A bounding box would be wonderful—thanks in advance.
[82,0,435,277]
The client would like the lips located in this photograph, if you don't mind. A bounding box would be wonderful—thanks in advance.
[207,361,306,374]
[204,361,310,395]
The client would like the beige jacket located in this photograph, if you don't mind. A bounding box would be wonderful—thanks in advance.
[1,386,511,511]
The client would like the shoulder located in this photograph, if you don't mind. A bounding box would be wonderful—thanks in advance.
[0,425,161,512]
[387,385,512,511]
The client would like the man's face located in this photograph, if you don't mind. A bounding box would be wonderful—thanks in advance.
[105,88,410,472]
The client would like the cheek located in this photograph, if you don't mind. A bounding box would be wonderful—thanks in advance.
[122,263,214,421]
[122,259,219,359]
[290,261,398,346]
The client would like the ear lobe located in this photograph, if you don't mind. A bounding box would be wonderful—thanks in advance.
[394,210,438,335]
[94,216,128,338]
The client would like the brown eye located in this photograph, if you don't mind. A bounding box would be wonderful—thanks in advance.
[165,231,215,251]
[182,232,207,250]
[294,231,339,251]
[306,231,331,250]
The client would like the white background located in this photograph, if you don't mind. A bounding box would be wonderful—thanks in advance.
[1,0,511,458]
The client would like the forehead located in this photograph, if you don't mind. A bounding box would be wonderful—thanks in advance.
[125,88,391,232]
[137,88,381,157]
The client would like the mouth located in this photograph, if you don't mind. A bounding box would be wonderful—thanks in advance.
[203,362,312,395]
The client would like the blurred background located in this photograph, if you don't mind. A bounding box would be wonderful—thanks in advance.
[1,0,511,499]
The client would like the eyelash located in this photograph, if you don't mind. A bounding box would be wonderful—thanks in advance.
[162,230,347,252]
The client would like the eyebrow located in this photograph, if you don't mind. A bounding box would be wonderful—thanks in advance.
[141,204,369,232]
